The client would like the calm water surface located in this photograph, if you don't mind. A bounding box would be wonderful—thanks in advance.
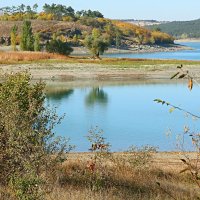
[105,42,200,60]
[46,81,200,152]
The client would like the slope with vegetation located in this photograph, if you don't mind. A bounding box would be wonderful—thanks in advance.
[0,3,174,58]
[147,18,200,39]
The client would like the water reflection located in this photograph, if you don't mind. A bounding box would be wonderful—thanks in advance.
[46,81,200,151]
[85,87,108,106]
[46,89,74,101]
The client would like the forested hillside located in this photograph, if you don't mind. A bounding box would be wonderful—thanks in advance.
[147,19,200,39]
[0,3,174,48]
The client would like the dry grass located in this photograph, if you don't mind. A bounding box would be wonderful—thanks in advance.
[0,51,68,63]
[44,152,200,200]
[0,20,90,37]
[1,51,200,66]
[1,51,200,82]
[1,152,200,200]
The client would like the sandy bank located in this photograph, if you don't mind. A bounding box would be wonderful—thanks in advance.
[1,62,200,83]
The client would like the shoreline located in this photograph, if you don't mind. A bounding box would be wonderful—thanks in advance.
[1,61,200,82]
[175,38,200,42]
[0,43,191,55]
[72,43,192,56]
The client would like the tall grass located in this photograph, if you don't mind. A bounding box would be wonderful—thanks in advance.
[0,51,67,63]
[44,152,200,200]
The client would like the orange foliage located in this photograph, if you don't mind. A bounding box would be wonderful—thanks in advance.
[0,13,37,21]
[62,16,74,22]
[86,160,96,172]
[37,12,54,20]
[113,20,148,36]
[112,20,174,44]
[151,31,174,44]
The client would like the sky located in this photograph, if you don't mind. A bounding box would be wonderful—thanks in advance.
[0,0,199,21]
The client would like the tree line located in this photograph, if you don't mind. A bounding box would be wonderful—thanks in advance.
[0,3,104,21]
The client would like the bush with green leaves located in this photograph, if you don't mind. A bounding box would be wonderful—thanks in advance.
[46,39,73,55]
[0,72,72,199]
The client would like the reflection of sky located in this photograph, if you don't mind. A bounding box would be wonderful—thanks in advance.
[104,42,200,61]
[47,83,200,152]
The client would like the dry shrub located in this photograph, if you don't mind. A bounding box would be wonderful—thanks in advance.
[53,152,200,200]
[53,129,200,200]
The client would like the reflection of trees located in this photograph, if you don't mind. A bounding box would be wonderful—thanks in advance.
[46,89,74,101]
[85,87,108,106]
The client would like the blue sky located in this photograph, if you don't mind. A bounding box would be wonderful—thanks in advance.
[0,0,199,21]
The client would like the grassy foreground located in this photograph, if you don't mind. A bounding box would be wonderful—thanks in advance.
[45,152,199,200]
[1,152,199,199]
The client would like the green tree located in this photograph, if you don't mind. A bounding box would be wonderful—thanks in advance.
[33,3,38,13]
[76,9,104,18]
[46,39,73,55]
[84,28,109,58]
[10,24,18,51]
[20,20,34,51]
[34,32,41,51]
[0,72,72,199]
[115,30,122,48]
[43,3,75,20]
[92,28,101,38]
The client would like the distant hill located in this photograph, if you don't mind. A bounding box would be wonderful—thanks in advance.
[120,19,169,27]
[147,19,200,39]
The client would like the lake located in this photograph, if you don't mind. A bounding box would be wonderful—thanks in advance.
[46,42,200,152]
[46,81,200,152]
[105,42,200,60]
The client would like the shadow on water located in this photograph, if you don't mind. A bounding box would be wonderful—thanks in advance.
[85,87,108,106]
